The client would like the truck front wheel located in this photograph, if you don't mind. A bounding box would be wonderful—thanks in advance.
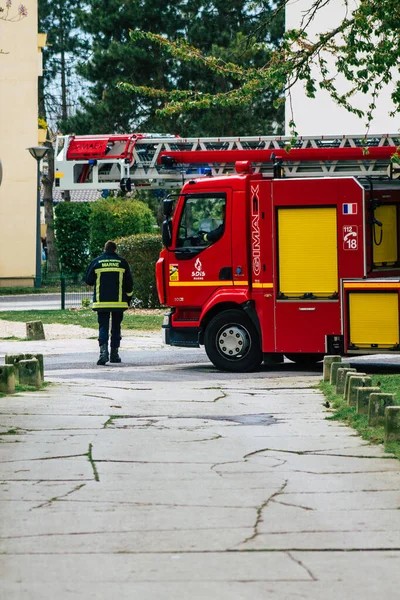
[204,310,262,372]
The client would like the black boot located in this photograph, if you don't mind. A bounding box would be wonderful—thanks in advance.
[97,344,109,365]
[110,347,121,363]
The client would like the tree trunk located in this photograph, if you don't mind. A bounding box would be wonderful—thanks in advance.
[38,76,46,121]
[41,142,60,274]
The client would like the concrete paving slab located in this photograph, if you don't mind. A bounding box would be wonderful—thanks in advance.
[255,506,400,534]
[283,469,400,492]
[0,552,310,582]
[0,504,258,539]
[0,525,254,554]
[1,365,400,598]
[0,578,396,600]
[243,530,400,550]
[0,457,95,482]
[267,489,400,510]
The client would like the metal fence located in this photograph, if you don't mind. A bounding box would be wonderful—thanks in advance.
[60,277,93,310]
[41,263,93,310]
[41,270,150,310]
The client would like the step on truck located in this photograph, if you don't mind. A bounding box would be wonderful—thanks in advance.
[155,136,400,371]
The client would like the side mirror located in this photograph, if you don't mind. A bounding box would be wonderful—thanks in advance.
[162,219,172,247]
[163,198,174,217]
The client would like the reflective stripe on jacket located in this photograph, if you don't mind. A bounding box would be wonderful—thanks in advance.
[85,251,133,311]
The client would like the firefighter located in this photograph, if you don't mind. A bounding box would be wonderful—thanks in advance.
[202,222,224,244]
[85,240,134,365]
[200,201,225,244]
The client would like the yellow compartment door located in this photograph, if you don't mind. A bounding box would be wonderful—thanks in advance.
[349,292,399,348]
[278,207,338,297]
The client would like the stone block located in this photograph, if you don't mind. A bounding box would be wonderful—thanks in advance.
[330,361,344,386]
[347,375,371,406]
[26,321,45,341]
[343,370,364,399]
[24,353,44,381]
[323,355,342,382]
[336,367,357,395]
[384,406,400,442]
[18,359,41,388]
[0,365,16,395]
[5,353,26,382]
[356,387,381,415]
[368,393,396,426]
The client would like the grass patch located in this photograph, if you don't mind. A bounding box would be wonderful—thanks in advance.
[0,286,61,295]
[15,382,51,393]
[0,382,51,399]
[319,374,400,461]
[1,428,23,435]
[0,309,164,331]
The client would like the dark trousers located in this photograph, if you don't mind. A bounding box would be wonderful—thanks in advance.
[97,311,123,348]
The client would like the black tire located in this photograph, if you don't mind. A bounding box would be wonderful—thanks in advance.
[285,353,324,365]
[204,309,262,372]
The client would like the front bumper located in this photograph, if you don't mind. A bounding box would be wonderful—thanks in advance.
[162,312,201,347]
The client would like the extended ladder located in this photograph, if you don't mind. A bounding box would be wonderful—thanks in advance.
[55,133,400,191]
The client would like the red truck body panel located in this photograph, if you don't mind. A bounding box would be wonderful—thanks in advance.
[156,169,400,367]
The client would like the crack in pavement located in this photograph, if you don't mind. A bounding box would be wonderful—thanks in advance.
[31,483,86,510]
[2,547,400,555]
[0,526,254,540]
[0,453,88,463]
[83,394,114,402]
[239,481,289,546]
[177,434,223,443]
[210,460,251,478]
[286,551,317,581]
[243,447,397,460]
[1,444,101,482]
[87,443,99,482]
[212,391,228,403]
[271,498,314,511]
[291,469,400,475]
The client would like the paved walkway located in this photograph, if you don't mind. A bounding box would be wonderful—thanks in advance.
[0,344,400,598]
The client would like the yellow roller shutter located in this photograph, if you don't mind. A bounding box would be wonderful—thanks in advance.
[373,205,397,266]
[278,207,338,297]
[349,292,399,348]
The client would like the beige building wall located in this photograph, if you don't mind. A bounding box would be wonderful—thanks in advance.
[285,0,398,136]
[0,1,41,287]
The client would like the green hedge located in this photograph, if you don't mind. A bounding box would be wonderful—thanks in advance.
[54,202,91,276]
[89,198,154,257]
[116,234,162,308]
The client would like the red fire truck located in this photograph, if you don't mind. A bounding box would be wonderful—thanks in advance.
[154,136,400,371]
[55,132,400,371]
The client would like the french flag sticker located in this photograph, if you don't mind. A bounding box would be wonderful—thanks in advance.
[343,203,357,215]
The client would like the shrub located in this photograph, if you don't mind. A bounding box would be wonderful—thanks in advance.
[89,198,154,257]
[54,202,92,276]
[116,234,162,308]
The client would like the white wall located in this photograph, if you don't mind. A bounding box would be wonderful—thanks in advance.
[285,0,399,136]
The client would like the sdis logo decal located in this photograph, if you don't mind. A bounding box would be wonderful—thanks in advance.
[192,257,205,280]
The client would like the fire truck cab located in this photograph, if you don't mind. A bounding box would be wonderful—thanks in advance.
[156,162,400,371]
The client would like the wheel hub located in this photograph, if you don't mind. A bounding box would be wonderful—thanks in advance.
[217,325,250,359]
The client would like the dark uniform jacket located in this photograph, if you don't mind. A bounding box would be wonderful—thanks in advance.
[85,251,133,311]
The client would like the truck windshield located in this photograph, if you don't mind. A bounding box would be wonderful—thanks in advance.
[176,194,226,248]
